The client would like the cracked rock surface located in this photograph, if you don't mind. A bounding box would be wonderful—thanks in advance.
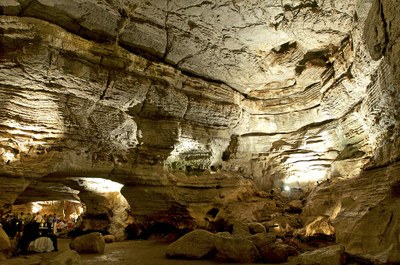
[0,0,400,262]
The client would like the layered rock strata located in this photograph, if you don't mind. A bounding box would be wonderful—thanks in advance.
[0,0,399,263]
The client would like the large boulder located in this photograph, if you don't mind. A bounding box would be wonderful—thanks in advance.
[42,250,82,265]
[258,243,289,264]
[298,244,345,265]
[0,226,11,251]
[0,227,11,261]
[70,232,105,254]
[248,232,276,249]
[214,233,261,263]
[166,229,215,259]
[230,221,252,237]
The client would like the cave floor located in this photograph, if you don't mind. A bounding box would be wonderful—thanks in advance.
[3,238,298,265]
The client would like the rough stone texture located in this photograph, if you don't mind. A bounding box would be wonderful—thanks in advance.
[0,0,399,263]
[303,164,400,263]
[258,243,289,264]
[103,235,115,244]
[247,222,266,234]
[214,233,261,263]
[42,250,82,265]
[0,226,11,251]
[69,232,105,254]
[165,229,215,259]
[298,244,345,265]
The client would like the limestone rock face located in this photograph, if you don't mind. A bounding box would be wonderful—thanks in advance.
[0,1,399,263]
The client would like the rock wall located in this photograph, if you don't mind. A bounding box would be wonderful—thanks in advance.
[302,0,400,263]
[0,0,399,261]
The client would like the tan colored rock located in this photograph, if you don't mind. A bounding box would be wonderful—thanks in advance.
[214,233,261,263]
[248,232,276,249]
[0,3,398,265]
[230,221,251,237]
[298,244,345,265]
[248,222,266,234]
[288,200,303,213]
[70,232,105,254]
[103,235,115,243]
[166,229,215,259]
[258,243,288,264]
[41,250,82,265]
[0,227,11,251]
[304,216,335,237]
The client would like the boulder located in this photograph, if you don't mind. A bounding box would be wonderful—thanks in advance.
[0,226,11,251]
[70,232,105,254]
[248,222,266,234]
[305,216,335,237]
[288,200,303,213]
[258,243,288,263]
[166,229,215,259]
[230,221,251,237]
[248,232,276,249]
[103,234,116,243]
[214,233,261,263]
[298,244,345,265]
[42,250,82,265]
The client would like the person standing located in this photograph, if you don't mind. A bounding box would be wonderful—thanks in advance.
[34,212,44,227]
[24,212,32,224]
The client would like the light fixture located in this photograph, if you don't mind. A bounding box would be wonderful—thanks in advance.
[284,185,291,192]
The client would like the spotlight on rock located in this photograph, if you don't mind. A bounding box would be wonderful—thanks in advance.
[76,178,124,193]
[2,150,15,164]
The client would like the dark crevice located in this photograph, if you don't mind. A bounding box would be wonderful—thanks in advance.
[100,71,113,100]
[379,1,389,55]
[222,134,238,161]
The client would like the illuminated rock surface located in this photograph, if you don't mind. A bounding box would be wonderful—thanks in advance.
[0,0,399,263]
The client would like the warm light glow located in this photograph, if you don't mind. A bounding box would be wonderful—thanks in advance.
[31,202,42,213]
[75,178,124,193]
[3,151,15,161]
[284,185,291,192]
[165,128,213,170]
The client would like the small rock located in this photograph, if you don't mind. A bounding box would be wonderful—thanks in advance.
[0,0,21,15]
[288,200,303,213]
[256,191,269,198]
[103,234,115,243]
[248,222,266,234]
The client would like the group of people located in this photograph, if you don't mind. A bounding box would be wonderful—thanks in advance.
[1,212,59,254]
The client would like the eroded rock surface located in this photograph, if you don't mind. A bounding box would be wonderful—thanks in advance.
[0,0,399,263]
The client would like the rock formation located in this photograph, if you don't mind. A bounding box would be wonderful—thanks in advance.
[0,0,399,263]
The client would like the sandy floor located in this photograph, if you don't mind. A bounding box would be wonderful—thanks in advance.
[3,238,297,265]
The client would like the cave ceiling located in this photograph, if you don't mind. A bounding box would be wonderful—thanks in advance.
[0,0,394,207]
